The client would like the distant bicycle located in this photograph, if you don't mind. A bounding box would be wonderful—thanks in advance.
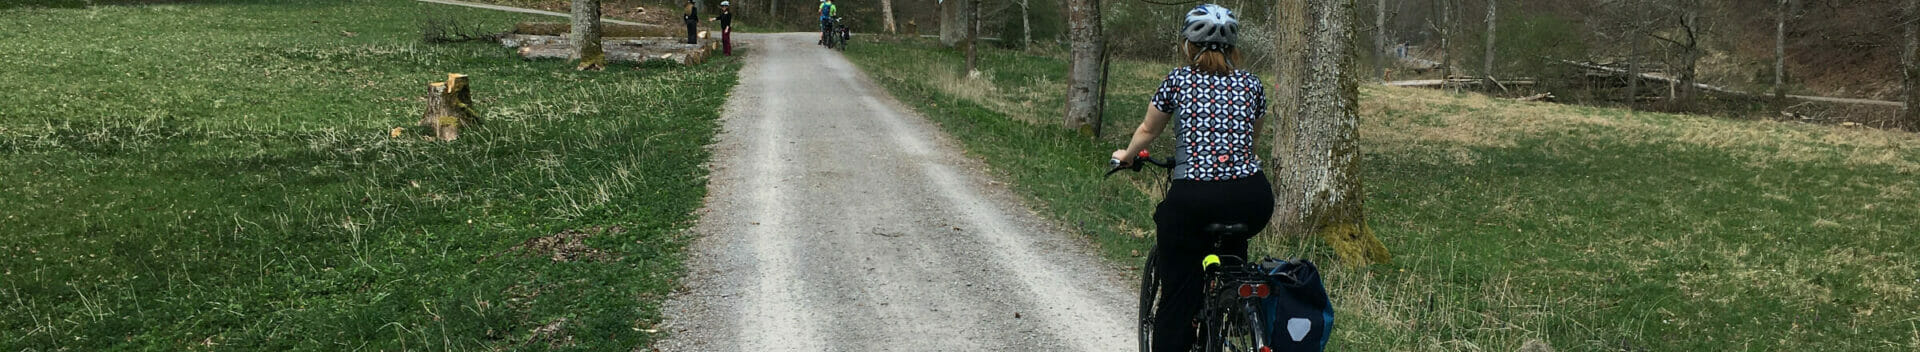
[1107,151,1335,352]
[821,16,850,50]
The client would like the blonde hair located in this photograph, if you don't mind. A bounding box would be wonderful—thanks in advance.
[1184,42,1243,76]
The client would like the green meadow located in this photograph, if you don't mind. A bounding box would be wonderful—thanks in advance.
[2,0,738,349]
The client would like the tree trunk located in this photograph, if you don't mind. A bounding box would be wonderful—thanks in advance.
[1678,3,1700,104]
[1021,0,1033,47]
[882,0,898,34]
[1273,0,1306,168]
[1064,0,1105,136]
[421,74,477,141]
[1375,0,1388,81]
[1773,0,1788,108]
[1481,0,1495,83]
[1905,0,1920,131]
[1627,28,1642,106]
[966,0,980,74]
[769,0,776,17]
[1279,0,1389,265]
[570,0,605,70]
[1438,0,1451,79]
[941,0,972,47]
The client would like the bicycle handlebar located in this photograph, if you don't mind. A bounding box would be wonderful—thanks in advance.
[1105,150,1173,177]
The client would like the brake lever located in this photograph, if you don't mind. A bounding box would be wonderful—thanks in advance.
[1104,150,1158,178]
[1104,159,1132,177]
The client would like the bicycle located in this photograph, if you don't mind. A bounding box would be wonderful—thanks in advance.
[1108,151,1333,352]
[821,16,850,50]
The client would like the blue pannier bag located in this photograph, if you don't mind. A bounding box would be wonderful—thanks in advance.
[1257,258,1333,351]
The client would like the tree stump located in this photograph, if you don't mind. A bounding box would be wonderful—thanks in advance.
[420,73,477,141]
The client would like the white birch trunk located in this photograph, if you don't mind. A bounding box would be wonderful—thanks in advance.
[1064,0,1105,136]
[1021,0,1032,47]
[882,0,898,34]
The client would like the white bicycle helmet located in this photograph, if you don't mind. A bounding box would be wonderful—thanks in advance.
[720,1,729,6]
[1182,4,1239,48]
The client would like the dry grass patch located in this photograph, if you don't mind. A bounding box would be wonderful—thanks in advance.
[1363,86,1920,172]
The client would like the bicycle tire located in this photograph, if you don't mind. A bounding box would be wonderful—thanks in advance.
[1136,246,1160,352]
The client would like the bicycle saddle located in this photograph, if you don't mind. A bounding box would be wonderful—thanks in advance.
[1205,223,1247,235]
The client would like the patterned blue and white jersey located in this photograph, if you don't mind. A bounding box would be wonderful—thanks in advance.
[1151,67,1267,181]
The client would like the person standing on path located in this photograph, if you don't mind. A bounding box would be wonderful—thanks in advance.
[710,1,733,55]
[817,0,838,45]
[683,0,699,45]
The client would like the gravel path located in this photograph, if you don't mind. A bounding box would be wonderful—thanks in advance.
[651,33,1136,351]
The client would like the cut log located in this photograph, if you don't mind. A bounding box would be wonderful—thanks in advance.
[420,74,478,141]
[512,37,714,65]
[515,22,674,38]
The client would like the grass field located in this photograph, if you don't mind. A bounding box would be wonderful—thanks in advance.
[845,37,1920,351]
[1,0,739,350]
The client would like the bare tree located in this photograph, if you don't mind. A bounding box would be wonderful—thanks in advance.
[966,0,980,74]
[1434,0,1452,78]
[1481,0,1495,82]
[1773,0,1788,107]
[1064,0,1105,136]
[942,0,972,47]
[1628,28,1643,105]
[1905,0,1920,131]
[570,0,605,71]
[1376,0,1389,81]
[1277,0,1390,265]
[882,0,898,34]
[1647,0,1704,104]
[1020,0,1033,47]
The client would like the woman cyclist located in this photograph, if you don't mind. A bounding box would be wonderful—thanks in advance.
[1107,4,1272,352]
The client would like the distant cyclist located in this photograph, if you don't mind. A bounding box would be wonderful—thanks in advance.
[817,0,839,45]
[1106,4,1271,352]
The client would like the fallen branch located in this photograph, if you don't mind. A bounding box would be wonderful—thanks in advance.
[1515,92,1554,102]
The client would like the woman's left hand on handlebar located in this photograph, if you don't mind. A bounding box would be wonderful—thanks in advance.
[1111,149,1136,165]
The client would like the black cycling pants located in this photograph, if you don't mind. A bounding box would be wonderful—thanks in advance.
[1151,172,1275,352]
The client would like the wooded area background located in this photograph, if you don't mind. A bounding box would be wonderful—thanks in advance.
[709,0,1917,128]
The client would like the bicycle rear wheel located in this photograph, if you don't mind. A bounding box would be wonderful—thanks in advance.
[1201,298,1263,352]
[1136,246,1160,352]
